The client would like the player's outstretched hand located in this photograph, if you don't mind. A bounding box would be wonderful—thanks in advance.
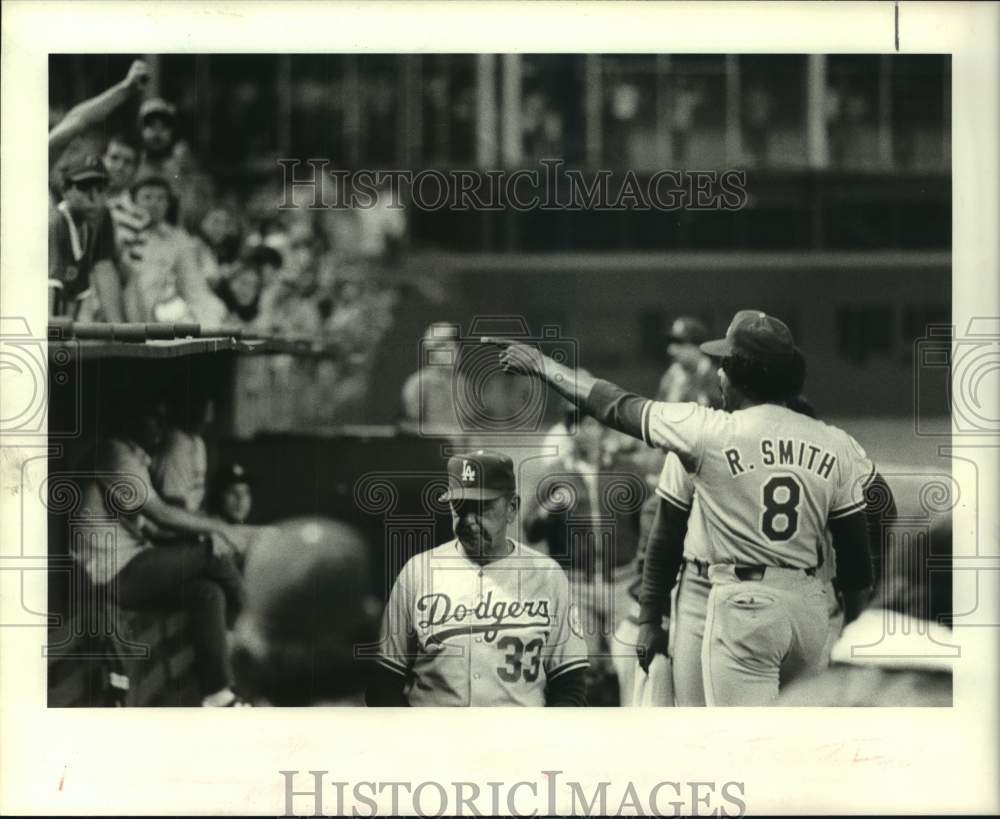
[125,59,150,91]
[636,621,670,673]
[481,336,547,378]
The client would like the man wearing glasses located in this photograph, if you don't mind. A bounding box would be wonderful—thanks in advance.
[48,155,125,321]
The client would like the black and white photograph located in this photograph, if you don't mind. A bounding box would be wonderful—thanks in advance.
[1,2,998,816]
[42,49,953,710]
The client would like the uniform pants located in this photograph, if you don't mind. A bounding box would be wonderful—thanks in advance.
[702,564,829,706]
[669,562,713,706]
[821,580,845,663]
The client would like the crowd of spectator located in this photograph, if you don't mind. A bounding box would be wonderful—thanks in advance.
[48,60,405,431]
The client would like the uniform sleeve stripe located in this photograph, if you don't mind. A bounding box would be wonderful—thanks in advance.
[640,400,653,448]
[830,500,867,520]
[548,659,589,680]
[375,657,409,676]
[655,488,691,511]
[860,463,878,488]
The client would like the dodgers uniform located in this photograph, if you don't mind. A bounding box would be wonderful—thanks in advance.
[376,539,589,706]
[636,399,875,705]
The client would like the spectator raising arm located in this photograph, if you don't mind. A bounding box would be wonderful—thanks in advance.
[49,59,149,167]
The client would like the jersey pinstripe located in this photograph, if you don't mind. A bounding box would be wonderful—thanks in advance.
[641,402,875,569]
[376,539,588,706]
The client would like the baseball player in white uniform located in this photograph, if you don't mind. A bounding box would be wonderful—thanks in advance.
[636,451,714,706]
[487,309,877,706]
[367,450,589,706]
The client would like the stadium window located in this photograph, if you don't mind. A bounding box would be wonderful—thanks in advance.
[521,55,587,166]
[197,55,280,175]
[737,55,808,168]
[358,55,402,167]
[287,56,349,167]
[826,56,883,170]
[600,55,661,170]
[420,55,478,168]
[664,55,727,168]
[837,305,894,365]
[890,55,950,171]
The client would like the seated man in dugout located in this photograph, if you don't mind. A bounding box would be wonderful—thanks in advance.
[73,398,252,706]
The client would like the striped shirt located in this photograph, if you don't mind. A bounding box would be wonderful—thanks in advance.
[107,191,150,263]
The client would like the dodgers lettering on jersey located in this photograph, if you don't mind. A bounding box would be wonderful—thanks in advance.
[376,540,588,706]
[641,402,875,569]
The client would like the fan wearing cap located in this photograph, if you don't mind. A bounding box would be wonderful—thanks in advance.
[655,316,721,408]
[210,462,255,526]
[135,96,213,232]
[48,155,125,321]
[367,450,589,707]
[486,310,878,706]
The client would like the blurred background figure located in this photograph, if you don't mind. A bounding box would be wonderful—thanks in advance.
[668,74,704,164]
[216,263,264,329]
[400,321,464,434]
[779,516,953,706]
[231,517,382,706]
[656,316,720,406]
[122,175,226,324]
[136,97,214,231]
[523,414,646,705]
[102,132,150,264]
[742,82,774,166]
[210,462,256,526]
[191,204,242,289]
[151,395,214,513]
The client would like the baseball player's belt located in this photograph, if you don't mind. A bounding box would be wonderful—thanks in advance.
[684,557,711,578]
[733,564,817,581]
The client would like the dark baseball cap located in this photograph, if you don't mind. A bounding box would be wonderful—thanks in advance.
[217,461,255,489]
[666,316,710,346]
[64,155,109,185]
[138,97,177,123]
[439,450,516,502]
[700,309,796,364]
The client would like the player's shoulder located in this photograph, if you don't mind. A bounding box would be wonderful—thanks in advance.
[649,399,726,432]
[511,541,568,573]
[809,417,870,460]
[395,541,454,579]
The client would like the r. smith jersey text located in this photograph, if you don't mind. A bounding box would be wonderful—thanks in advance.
[588,383,876,570]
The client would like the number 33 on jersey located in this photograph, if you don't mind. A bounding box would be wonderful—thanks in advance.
[375,540,589,706]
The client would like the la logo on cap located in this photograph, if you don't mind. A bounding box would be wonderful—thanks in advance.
[461,460,477,483]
